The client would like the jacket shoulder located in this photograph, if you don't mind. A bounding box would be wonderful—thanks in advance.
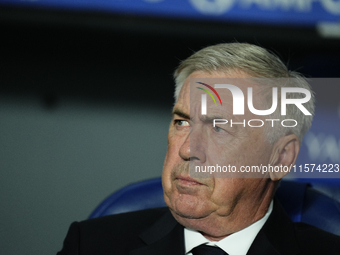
[81,207,169,232]
[294,222,340,254]
[57,207,170,255]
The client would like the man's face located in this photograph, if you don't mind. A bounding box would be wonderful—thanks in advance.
[162,70,274,236]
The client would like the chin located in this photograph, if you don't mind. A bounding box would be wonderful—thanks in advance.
[167,193,212,220]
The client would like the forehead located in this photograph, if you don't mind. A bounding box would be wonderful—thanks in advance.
[178,70,254,98]
[176,70,263,118]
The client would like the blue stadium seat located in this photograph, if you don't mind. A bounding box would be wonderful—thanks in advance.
[89,178,340,236]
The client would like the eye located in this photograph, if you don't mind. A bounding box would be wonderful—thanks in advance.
[213,126,224,133]
[174,120,190,127]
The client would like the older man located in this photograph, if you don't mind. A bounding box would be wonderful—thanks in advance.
[57,43,340,255]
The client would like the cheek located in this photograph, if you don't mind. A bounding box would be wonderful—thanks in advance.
[163,128,186,170]
[162,150,173,195]
[209,179,242,213]
[162,133,180,195]
[163,141,178,175]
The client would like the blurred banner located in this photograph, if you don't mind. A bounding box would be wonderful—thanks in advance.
[1,0,339,26]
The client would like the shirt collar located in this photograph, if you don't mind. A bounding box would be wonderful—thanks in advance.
[184,201,273,255]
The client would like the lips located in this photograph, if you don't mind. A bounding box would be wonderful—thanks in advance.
[176,175,203,186]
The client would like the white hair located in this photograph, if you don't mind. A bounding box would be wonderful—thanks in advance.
[173,43,315,144]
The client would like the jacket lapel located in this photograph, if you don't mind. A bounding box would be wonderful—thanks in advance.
[130,209,185,255]
[247,198,301,255]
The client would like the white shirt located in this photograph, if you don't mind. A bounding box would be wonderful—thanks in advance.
[184,201,273,255]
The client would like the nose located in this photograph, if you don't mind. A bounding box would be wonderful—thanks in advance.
[179,128,206,163]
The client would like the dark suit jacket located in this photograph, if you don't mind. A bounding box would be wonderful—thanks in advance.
[57,200,340,255]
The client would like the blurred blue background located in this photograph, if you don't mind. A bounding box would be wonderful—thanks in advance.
[0,1,339,254]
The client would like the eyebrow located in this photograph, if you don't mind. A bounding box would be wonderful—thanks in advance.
[200,114,238,132]
[172,108,190,119]
[199,115,224,124]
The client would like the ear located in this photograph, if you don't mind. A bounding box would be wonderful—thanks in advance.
[268,134,300,181]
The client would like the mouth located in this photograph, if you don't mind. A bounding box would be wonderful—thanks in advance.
[175,175,203,186]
